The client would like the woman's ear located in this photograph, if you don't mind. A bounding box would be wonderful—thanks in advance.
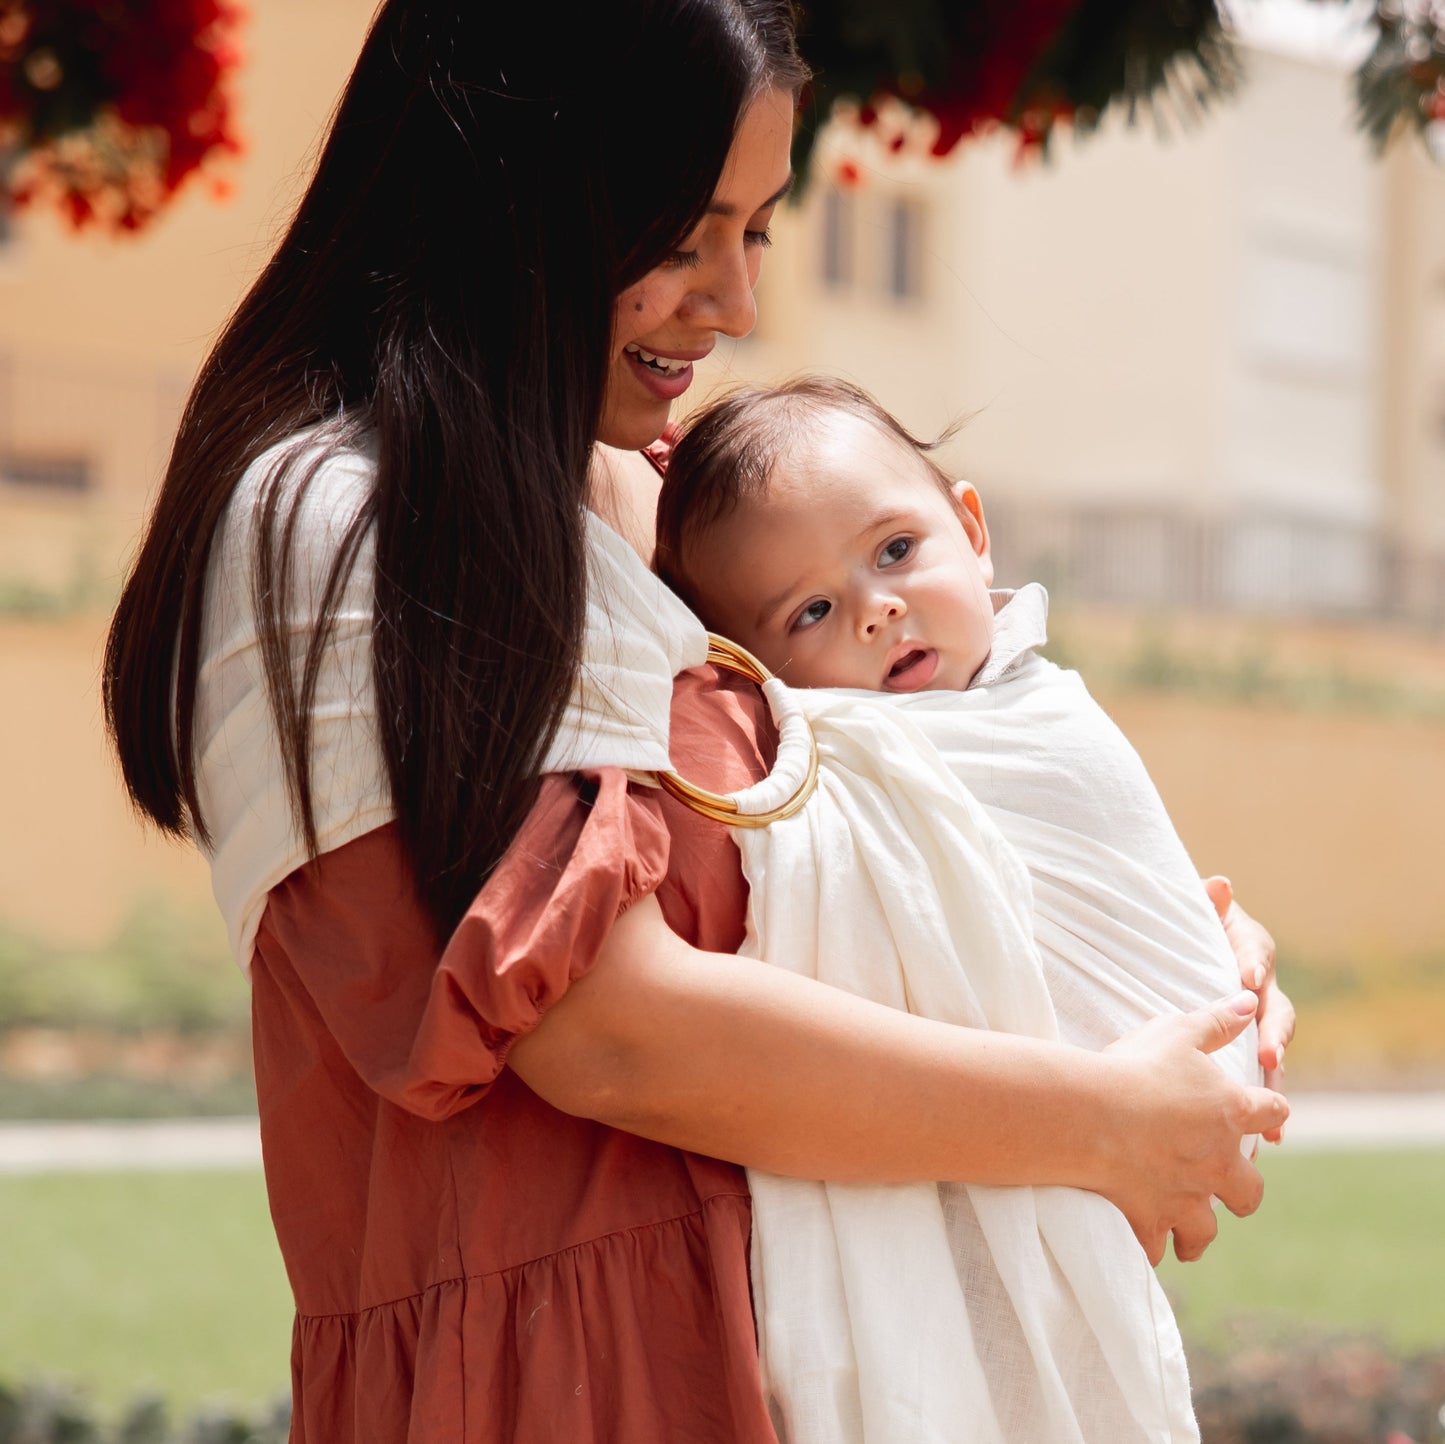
[950,480,993,586]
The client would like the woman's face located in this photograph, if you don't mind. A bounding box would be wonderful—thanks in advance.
[598,86,795,451]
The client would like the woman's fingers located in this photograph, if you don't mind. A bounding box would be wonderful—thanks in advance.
[1170,988,1261,1056]
[1203,875,1296,1135]
[1210,1135,1269,1219]
[1255,978,1296,1118]
[1168,1203,1220,1264]
[1205,875,1269,991]
[1103,998,1287,1263]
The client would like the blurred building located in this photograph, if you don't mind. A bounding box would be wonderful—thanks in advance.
[0,0,1441,963]
[715,4,1445,625]
[2,1,1442,626]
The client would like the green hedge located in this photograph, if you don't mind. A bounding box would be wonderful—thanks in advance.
[0,914,241,1037]
[3,1338,1442,1442]
[0,1383,287,1444]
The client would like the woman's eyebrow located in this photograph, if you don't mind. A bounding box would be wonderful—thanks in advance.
[708,173,795,218]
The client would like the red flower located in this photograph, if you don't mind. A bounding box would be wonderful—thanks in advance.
[0,0,245,234]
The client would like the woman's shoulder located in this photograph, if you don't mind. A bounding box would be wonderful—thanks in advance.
[227,421,377,547]
[209,421,378,620]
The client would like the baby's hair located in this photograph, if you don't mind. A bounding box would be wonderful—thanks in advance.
[656,375,957,611]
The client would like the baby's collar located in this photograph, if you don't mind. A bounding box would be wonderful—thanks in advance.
[970,582,1050,688]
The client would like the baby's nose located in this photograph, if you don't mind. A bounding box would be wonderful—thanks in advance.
[859,596,904,638]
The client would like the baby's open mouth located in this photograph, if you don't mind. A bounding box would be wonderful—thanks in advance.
[883,647,939,692]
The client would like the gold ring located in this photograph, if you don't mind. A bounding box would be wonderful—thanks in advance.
[656,634,819,827]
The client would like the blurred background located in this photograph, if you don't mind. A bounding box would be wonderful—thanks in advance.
[0,0,1442,1438]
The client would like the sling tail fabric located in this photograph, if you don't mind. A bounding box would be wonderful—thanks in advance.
[524,522,1200,1443]
[733,688,1198,1444]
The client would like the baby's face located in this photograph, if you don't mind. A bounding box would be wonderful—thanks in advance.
[682,410,996,692]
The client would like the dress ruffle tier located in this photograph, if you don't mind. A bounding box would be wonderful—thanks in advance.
[251,671,780,1442]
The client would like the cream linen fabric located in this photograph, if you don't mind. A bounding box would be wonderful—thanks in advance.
[195,434,706,972]
[737,586,1252,1444]
[196,433,391,972]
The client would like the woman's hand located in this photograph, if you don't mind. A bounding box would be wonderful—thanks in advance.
[1204,876,1295,1135]
[1099,992,1289,1265]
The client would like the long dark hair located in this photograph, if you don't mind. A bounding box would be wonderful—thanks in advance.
[103,1,807,938]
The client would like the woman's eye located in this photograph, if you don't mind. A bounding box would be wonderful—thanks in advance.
[880,537,913,566]
[744,227,773,249]
[791,599,831,632]
[664,249,702,270]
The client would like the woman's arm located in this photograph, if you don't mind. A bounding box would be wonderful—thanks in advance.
[507,891,1288,1266]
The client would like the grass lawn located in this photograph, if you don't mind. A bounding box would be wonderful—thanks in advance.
[0,1168,291,1423]
[1,1147,1442,1424]
[1160,1145,1445,1354]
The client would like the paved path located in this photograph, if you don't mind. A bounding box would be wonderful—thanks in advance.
[1,1093,1444,1174]
[0,1116,262,1174]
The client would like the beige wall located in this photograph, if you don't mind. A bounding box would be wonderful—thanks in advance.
[0,1,1441,977]
[4,610,1442,970]
[1382,137,1445,553]
[0,0,380,594]
[711,33,1443,568]
[0,0,380,957]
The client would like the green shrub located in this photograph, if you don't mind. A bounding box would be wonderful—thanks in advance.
[0,1381,288,1444]
[1191,1334,1445,1443]
[0,912,241,1037]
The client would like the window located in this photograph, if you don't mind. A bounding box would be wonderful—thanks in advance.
[0,453,92,493]
[885,196,924,302]
[821,186,855,289]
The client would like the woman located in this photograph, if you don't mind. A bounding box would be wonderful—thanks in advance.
[102,3,1291,1440]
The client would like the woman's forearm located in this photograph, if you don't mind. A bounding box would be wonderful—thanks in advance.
[506,893,1287,1262]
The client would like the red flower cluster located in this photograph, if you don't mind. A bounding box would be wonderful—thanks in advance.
[828,0,1082,187]
[0,0,244,233]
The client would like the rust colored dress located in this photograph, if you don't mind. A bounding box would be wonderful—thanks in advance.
[252,668,780,1443]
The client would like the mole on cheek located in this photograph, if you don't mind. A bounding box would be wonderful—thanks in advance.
[634,301,644,313]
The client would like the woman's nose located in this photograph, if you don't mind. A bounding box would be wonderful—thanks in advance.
[681,251,757,339]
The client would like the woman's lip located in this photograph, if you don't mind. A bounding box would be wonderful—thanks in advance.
[882,646,939,692]
[623,348,695,400]
[630,343,714,362]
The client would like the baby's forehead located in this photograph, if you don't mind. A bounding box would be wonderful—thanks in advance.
[761,405,948,502]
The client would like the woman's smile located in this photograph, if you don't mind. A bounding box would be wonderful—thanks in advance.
[619,341,711,400]
[598,85,794,449]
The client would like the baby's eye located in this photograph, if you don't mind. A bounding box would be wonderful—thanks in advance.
[879,537,914,566]
[791,599,831,632]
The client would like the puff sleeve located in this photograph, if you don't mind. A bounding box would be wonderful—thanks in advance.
[255,767,671,1121]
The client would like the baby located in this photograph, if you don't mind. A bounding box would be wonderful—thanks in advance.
[654,376,1255,1444]
[657,374,1259,1067]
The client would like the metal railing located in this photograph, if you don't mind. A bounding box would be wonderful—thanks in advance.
[987,498,1445,631]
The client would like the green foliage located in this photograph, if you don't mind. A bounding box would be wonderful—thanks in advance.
[0,552,114,621]
[1355,1,1445,153]
[0,911,242,1037]
[1191,1335,1445,1443]
[1045,615,1445,722]
[0,1381,288,1444]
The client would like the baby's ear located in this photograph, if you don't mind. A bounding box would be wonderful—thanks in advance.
[950,480,994,586]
